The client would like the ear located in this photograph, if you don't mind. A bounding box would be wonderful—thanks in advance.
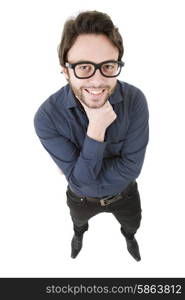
[61,66,69,81]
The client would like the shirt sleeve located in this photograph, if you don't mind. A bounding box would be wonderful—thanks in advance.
[33,109,107,186]
[34,89,149,191]
[98,91,149,187]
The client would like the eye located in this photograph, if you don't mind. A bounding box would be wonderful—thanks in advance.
[104,64,115,70]
[79,65,89,70]
[76,64,92,71]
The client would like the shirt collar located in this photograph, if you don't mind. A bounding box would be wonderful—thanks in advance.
[66,80,124,109]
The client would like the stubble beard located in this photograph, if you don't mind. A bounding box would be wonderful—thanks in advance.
[68,79,117,109]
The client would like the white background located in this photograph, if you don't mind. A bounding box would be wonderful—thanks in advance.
[0,0,185,277]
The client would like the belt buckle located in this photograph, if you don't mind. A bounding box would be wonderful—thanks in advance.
[100,196,113,206]
[100,199,109,206]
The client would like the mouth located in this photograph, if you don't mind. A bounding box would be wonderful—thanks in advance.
[84,88,105,96]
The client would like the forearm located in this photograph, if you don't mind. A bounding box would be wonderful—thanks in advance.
[34,108,107,186]
[72,107,149,187]
[99,148,147,185]
[69,125,107,184]
[71,135,107,184]
[69,148,147,195]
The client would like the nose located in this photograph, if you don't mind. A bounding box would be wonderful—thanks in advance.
[88,68,105,84]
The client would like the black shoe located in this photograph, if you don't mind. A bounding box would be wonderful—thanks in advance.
[71,234,83,259]
[126,237,141,261]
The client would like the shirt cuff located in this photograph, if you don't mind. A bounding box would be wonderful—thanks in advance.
[82,135,107,159]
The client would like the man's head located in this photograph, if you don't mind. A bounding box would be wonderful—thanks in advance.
[58,11,124,108]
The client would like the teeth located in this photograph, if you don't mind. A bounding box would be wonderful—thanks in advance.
[86,89,104,95]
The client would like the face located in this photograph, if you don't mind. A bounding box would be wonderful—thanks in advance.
[62,34,119,108]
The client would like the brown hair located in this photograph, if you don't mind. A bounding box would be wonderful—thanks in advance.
[58,10,124,67]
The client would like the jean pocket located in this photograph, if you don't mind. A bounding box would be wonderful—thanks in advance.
[66,190,84,207]
[126,182,138,199]
[125,190,141,214]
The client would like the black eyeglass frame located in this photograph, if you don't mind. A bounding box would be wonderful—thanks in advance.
[65,60,125,79]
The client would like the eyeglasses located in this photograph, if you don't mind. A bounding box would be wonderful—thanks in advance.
[65,60,125,79]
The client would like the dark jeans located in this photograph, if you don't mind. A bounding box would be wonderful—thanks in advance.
[66,181,142,239]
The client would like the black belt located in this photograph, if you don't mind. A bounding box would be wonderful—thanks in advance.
[68,181,136,206]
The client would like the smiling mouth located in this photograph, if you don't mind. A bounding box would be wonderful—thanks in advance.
[84,88,105,96]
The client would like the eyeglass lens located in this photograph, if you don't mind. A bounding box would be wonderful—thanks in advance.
[75,62,121,78]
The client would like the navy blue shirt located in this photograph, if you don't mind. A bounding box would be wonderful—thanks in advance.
[34,80,149,197]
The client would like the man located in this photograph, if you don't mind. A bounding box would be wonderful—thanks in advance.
[34,11,149,261]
